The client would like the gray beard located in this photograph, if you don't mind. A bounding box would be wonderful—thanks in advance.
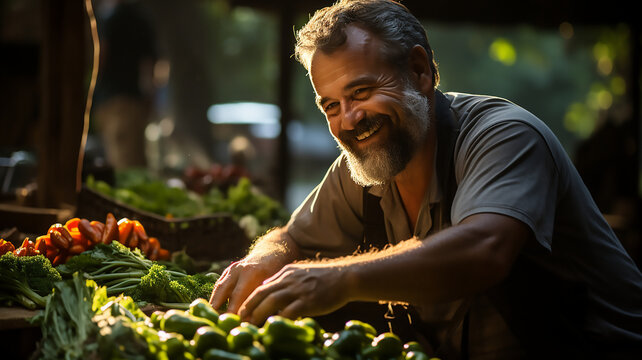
[338,87,431,187]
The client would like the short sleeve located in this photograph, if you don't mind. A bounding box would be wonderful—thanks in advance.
[287,155,365,258]
[451,120,559,251]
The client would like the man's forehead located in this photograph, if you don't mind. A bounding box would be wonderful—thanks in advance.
[310,25,381,65]
[309,25,385,89]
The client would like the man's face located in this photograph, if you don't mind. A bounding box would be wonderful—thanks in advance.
[309,25,431,186]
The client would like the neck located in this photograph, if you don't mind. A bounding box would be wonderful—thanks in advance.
[395,125,436,196]
[395,118,437,230]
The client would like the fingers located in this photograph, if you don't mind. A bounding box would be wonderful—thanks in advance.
[210,260,285,314]
[238,264,350,325]
[209,266,236,309]
[261,266,288,285]
[238,268,291,322]
[240,286,292,325]
[239,267,307,324]
[279,298,307,320]
[226,273,264,314]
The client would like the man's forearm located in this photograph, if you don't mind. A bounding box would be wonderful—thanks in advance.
[246,226,303,264]
[331,213,529,307]
[210,225,304,312]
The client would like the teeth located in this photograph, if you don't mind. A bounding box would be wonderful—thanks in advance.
[356,121,382,141]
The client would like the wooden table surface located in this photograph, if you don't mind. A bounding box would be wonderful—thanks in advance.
[0,306,38,330]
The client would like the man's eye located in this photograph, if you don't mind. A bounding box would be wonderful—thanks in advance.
[353,87,371,99]
[324,102,339,113]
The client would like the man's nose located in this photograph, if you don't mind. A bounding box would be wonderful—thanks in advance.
[341,101,364,131]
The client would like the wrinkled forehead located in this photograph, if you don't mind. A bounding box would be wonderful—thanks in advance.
[309,25,389,92]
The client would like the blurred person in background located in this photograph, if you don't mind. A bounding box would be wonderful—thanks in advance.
[93,0,157,169]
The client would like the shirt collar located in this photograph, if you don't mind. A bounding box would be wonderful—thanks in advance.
[366,90,455,239]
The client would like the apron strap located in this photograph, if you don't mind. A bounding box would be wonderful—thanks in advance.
[362,187,389,250]
[361,187,471,358]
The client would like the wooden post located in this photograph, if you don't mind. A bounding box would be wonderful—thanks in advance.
[276,5,294,202]
[37,0,87,208]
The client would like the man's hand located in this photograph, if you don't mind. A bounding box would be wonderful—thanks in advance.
[238,262,353,325]
[209,227,298,313]
[209,256,285,313]
[233,212,531,325]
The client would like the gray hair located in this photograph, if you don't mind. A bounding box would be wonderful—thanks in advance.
[294,0,439,87]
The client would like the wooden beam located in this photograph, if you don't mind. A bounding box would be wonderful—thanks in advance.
[38,0,87,208]
[276,6,295,201]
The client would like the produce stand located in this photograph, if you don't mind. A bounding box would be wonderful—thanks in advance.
[76,186,251,262]
[2,0,639,359]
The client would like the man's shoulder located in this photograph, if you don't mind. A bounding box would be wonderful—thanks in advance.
[444,91,531,119]
[443,91,546,136]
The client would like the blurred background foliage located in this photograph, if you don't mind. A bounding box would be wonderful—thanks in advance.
[2,0,636,210]
[0,0,638,260]
[180,0,635,210]
[198,0,633,148]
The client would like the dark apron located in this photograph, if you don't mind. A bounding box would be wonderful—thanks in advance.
[314,91,466,356]
[315,91,624,358]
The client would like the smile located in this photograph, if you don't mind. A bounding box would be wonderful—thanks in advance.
[355,119,382,141]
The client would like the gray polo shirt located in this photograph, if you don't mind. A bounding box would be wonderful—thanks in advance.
[287,91,642,353]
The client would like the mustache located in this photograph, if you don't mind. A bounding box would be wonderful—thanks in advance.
[338,114,389,144]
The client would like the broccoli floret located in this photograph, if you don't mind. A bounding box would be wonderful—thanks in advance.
[133,264,191,304]
[0,253,61,309]
[167,280,192,303]
[175,272,218,300]
[20,254,63,296]
[132,263,168,302]
[132,264,217,306]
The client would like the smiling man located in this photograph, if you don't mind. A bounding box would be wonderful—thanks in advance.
[313,24,433,190]
[210,0,642,358]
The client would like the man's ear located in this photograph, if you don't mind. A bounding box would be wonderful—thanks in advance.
[408,44,433,94]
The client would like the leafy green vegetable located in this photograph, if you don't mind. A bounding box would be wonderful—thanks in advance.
[87,172,290,237]
[57,242,217,307]
[32,276,440,360]
[0,253,61,309]
[32,273,164,360]
[203,178,290,237]
[87,174,205,218]
[95,315,158,359]
[31,273,102,359]
[57,241,156,276]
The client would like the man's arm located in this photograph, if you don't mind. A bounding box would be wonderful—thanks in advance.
[209,225,303,313]
[238,212,531,324]
[348,212,530,304]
